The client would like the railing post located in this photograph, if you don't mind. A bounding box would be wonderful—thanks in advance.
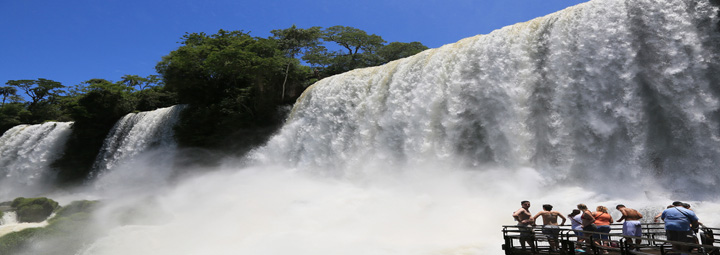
[587,235,594,254]
[502,226,514,255]
[564,239,576,255]
[503,236,512,255]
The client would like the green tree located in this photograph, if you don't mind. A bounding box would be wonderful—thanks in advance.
[0,102,30,133]
[5,79,66,123]
[119,75,145,90]
[271,25,322,100]
[0,86,18,106]
[377,41,429,63]
[323,25,386,58]
[143,75,163,90]
[302,26,387,76]
[120,74,162,91]
[133,86,177,111]
[156,29,291,148]
[84,78,135,94]
[6,79,64,108]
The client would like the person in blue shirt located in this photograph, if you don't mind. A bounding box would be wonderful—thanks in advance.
[661,201,700,253]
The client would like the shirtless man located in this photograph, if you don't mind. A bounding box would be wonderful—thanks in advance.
[513,200,535,251]
[532,204,567,251]
[616,204,644,250]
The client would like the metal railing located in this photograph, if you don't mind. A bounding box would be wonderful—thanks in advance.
[502,223,720,255]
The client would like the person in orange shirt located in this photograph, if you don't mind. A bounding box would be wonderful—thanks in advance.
[594,205,614,246]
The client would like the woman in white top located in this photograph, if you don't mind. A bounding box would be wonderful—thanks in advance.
[569,209,584,238]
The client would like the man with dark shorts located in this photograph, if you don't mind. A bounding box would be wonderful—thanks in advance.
[616,204,644,250]
[662,201,700,253]
[532,204,566,252]
[513,200,535,251]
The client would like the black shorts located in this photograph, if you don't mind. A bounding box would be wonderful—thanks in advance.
[518,224,533,238]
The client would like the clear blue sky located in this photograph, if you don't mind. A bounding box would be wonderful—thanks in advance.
[1,0,590,88]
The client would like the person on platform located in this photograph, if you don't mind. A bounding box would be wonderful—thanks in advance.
[513,200,535,251]
[682,203,694,211]
[594,205,614,246]
[616,204,644,250]
[662,201,700,253]
[569,209,584,239]
[577,203,602,249]
[532,204,567,252]
[682,202,702,244]
[654,205,674,222]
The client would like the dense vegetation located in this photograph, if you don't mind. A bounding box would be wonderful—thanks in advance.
[0,25,428,184]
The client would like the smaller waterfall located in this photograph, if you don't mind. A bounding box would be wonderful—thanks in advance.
[0,211,51,237]
[0,122,73,201]
[0,211,18,226]
[90,105,185,191]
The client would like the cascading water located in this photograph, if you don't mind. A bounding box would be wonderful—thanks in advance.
[0,211,49,237]
[66,0,720,255]
[89,105,186,192]
[258,0,720,198]
[0,122,72,201]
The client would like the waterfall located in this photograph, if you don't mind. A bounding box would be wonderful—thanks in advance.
[0,211,18,226]
[89,105,185,191]
[0,211,50,237]
[0,122,72,201]
[71,1,720,255]
[258,0,720,197]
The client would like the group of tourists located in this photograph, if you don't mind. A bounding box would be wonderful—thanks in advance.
[511,200,701,253]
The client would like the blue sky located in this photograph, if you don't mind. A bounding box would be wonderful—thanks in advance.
[1,0,590,88]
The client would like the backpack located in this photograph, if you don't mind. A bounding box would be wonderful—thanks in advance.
[701,227,720,255]
[701,227,715,246]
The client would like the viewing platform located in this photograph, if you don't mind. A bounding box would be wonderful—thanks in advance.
[502,223,720,255]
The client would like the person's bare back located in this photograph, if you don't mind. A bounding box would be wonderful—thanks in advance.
[533,210,566,226]
[532,204,566,251]
[618,207,643,221]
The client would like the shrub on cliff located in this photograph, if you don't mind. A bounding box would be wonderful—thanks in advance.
[11,197,60,223]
